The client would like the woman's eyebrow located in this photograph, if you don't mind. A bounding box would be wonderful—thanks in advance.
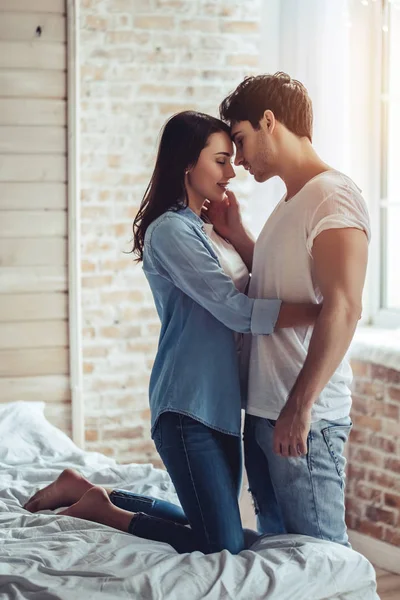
[213,152,232,157]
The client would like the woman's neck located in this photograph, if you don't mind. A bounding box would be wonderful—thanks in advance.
[187,191,205,216]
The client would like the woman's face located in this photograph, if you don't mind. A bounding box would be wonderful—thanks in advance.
[185,131,236,204]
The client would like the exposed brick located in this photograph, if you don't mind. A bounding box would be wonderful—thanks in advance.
[78,0,289,468]
[382,419,400,437]
[366,399,385,417]
[350,360,371,379]
[383,529,400,546]
[387,369,400,386]
[356,483,382,504]
[369,435,396,454]
[81,260,96,273]
[354,380,384,400]
[83,346,109,358]
[349,428,369,445]
[353,414,382,432]
[85,429,99,442]
[83,362,94,374]
[221,20,259,34]
[347,464,366,482]
[83,327,96,339]
[384,492,400,510]
[356,520,384,539]
[135,15,175,29]
[82,275,113,288]
[91,445,115,457]
[371,364,400,386]
[369,469,400,492]
[84,15,108,31]
[226,54,259,67]
[103,426,144,440]
[345,498,365,518]
[180,18,219,32]
[346,513,357,530]
[351,395,368,415]
[352,447,383,468]
[383,403,399,421]
[387,386,400,404]
[385,457,400,475]
[365,506,397,526]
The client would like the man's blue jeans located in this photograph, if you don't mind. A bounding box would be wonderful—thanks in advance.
[110,412,245,554]
[244,414,352,546]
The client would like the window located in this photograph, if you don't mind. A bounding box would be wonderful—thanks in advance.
[378,0,400,325]
[256,0,400,327]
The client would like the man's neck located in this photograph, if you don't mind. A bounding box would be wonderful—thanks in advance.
[278,143,331,202]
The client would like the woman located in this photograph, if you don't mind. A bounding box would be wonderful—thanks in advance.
[24,111,319,554]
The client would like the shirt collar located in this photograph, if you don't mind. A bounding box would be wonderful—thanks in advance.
[175,205,204,227]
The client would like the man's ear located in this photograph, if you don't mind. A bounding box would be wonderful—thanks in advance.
[262,109,276,134]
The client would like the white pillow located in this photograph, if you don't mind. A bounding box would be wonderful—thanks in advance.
[0,401,79,465]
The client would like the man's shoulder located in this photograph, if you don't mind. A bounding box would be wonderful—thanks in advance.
[304,170,362,201]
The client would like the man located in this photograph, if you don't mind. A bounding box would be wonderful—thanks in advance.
[215,72,370,546]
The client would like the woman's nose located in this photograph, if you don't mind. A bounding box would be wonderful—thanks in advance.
[227,163,236,179]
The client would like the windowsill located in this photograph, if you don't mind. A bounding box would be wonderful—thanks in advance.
[348,325,400,371]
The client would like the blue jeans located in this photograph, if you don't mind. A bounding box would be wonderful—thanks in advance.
[111,412,245,554]
[110,489,189,524]
[244,414,352,546]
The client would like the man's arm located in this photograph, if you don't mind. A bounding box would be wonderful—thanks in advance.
[273,227,368,457]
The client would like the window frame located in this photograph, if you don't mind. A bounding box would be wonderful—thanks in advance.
[368,0,400,328]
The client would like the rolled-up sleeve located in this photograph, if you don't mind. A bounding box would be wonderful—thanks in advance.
[148,215,281,334]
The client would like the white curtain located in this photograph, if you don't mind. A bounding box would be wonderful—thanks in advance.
[248,0,375,236]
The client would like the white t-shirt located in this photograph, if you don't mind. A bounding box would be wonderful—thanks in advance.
[203,223,249,294]
[245,170,371,422]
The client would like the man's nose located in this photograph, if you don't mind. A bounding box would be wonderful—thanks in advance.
[234,152,243,167]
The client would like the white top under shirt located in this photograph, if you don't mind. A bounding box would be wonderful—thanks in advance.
[203,223,249,294]
[245,170,371,422]
[203,223,249,351]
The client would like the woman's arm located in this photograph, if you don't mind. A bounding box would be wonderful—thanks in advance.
[275,303,322,329]
[149,215,280,335]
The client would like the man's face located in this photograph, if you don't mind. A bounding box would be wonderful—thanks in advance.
[231,119,276,183]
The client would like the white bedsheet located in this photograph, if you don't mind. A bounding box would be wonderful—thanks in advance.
[0,402,379,600]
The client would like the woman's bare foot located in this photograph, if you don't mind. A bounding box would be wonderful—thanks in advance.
[24,468,94,513]
[60,487,134,533]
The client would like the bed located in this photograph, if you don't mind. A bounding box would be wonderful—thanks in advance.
[0,401,378,600]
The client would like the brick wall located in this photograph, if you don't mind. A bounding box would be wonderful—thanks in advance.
[346,360,400,546]
[79,0,262,464]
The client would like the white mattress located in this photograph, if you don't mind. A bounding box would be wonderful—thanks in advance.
[0,402,379,600]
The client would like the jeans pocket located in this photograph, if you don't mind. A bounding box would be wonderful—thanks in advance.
[265,419,276,429]
[322,423,352,481]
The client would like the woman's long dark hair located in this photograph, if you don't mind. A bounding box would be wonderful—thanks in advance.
[132,111,230,261]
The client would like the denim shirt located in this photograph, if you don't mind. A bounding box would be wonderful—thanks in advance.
[143,207,281,437]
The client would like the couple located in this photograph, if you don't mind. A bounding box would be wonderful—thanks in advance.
[24,73,370,555]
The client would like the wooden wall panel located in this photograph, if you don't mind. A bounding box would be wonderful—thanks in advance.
[0,2,70,431]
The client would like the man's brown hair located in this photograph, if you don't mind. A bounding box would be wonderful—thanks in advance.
[219,72,313,142]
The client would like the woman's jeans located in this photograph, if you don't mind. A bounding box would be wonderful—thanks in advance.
[110,412,245,554]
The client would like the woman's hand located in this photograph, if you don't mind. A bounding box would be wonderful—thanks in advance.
[202,190,244,241]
